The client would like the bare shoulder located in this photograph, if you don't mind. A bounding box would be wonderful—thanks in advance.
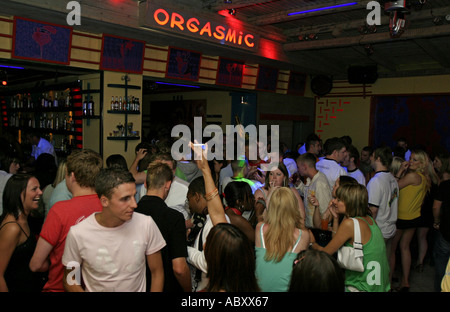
[0,221,21,243]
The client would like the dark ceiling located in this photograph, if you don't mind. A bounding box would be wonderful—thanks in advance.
[201,0,450,80]
[1,0,450,92]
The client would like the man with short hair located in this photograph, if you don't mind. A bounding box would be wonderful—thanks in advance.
[29,149,103,292]
[342,145,366,185]
[136,162,191,292]
[138,152,191,220]
[360,146,374,183]
[367,146,399,259]
[62,168,165,292]
[296,153,332,229]
[315,137,348,189]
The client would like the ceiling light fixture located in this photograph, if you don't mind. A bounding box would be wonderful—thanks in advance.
[1,71,7,86]
[287,2,358,16]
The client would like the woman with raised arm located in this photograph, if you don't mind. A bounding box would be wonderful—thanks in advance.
[390,149,438,292]
[310,183,390,292]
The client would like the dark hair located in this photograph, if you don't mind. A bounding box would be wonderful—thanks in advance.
[204,223,260,292]
[362,146,373,154]
[289,249,344,292]
[373,146,393,167]
[146,162,173,190]
[323,137,346,156]
[264,162,289,189]
[347,145,360,164]
[338,175,358,187]
[223,181,254,211]
[297,152,317,168]
[95,168,135,199]
[187,176,205,197]
[305,133,320,151]
[0,151,20,173]
[1,173,34,220]
[106,154,128,171]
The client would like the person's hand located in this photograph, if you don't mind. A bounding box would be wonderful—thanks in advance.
[308,194,319,207]
[189,141,209,172]
[135,148,147,161]
[398,161,409,175]
[328,200,339,219]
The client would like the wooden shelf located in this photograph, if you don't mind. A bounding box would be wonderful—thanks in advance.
[107,110,140,114]
[107,136,140,141]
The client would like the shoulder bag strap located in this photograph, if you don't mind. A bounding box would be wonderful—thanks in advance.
[351,218,364,257]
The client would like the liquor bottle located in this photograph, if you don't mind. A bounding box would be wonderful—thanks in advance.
[63,114,68,130]
[82,97,88,116]
[123,96,127,111]
[66,93,71,107]
[111,96,115,110]
[55,113,59,130]
[88,96,94,116]
[114,96,119,110]
[54,92,59,107]
[119,96,123,110]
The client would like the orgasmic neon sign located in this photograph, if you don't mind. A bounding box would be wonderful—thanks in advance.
[142,5,259,51]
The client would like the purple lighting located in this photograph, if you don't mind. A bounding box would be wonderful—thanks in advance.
[287,2,358,16]
[0,65,25,69]
[155,81,200,88]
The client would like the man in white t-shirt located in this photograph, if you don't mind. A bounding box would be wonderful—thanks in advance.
[315,137,348,190]
[62,168,166,292]
[296,153,332,229]
[342,145,366,185]
[367,146,399,258]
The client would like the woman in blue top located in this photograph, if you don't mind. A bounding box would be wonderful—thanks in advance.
[255,187,310,292]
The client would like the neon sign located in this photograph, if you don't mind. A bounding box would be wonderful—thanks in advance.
[141,5,259,51]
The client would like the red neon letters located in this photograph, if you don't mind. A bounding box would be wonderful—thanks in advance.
[153,8,255,49]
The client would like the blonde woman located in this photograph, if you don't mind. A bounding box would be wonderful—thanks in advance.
[390,149,439,291]
[390,156,405,177]
[39,158,67,219]
[255,187,310,292]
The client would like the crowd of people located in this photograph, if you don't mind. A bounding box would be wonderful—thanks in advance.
[0,129,449,293]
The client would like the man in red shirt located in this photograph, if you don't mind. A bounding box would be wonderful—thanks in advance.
[29,149,103,292]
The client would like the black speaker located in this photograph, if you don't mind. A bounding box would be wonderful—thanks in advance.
[347,65,378,84]
[310,75,333,96]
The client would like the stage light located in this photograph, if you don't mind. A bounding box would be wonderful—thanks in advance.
[0,71,7,86]
[228,8,236,16]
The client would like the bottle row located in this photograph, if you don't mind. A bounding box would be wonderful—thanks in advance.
[9,91,74,109]
[82,96,95,116]
[9,112,75,132]
[110,95,140,112]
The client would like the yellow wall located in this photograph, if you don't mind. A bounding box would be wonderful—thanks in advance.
[314,75,450,152]
[80,74,101,154]
[102,72,143,167]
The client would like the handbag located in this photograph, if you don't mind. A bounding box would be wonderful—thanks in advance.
[337,218,364,272]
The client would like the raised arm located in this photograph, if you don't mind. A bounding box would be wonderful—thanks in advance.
[190,142,227,225]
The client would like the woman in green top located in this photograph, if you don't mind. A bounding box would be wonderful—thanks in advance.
[311,183,390,292]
